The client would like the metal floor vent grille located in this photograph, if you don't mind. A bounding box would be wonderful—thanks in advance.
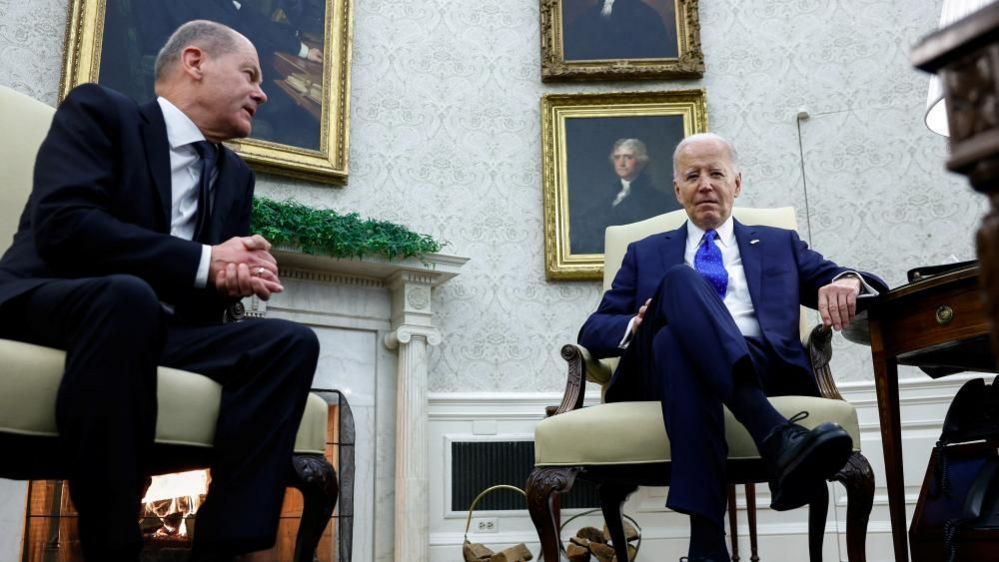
[450,440,600,511]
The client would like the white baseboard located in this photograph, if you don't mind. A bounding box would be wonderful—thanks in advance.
[428,374,978,562]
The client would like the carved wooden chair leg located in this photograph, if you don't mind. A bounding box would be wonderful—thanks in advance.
[808,483,829,562]
[290,453,339,562]
[599,480,638,561]
[831,453,874,562]
[745,483,759,562]
[728,484,740,562]
[527,467,580,562]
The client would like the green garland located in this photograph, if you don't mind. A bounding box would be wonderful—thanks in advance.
[251,197,444,260]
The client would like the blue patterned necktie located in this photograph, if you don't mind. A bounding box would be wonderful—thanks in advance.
[694,229,728,299]
[190,141,217,243]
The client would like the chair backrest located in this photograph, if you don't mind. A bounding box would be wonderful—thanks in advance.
[603,207,811,344]
[0,86,56,247]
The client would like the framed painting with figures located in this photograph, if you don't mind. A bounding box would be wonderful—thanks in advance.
[60,0,353,183]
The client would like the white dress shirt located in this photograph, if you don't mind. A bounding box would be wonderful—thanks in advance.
[156,97,213,288]
[684,217,762,337]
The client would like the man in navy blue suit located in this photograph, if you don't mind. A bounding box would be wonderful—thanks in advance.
[0,21,319,562]
[578,133,885,561]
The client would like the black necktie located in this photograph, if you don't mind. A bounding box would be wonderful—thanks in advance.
[190,141,217,243]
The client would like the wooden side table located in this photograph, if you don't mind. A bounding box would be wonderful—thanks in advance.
[906,5,999,561]
[849,266,992,562]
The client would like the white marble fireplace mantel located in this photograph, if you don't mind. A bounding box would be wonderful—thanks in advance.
[261,249,467,562]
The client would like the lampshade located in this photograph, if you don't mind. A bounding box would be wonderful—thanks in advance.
[925,0,996,136]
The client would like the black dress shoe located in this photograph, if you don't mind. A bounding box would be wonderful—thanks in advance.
[762,411,853,511]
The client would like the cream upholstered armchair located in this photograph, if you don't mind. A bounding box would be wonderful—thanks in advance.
[527,208,874,562]
[0,85,346,561]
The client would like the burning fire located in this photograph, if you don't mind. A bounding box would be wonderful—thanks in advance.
[141,470,210,538]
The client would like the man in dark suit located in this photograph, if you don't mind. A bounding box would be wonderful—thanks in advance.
[578,133,885,561]
[563,0,677,61]
[571,138,678,255]
[0,21,319,562]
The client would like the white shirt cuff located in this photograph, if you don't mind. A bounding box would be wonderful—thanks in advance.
[194,244,211,288]
[298,42,309,58]
[618,316,639,349]
[833,270,879,298]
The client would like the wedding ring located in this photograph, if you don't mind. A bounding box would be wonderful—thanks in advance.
[255,267,266,277]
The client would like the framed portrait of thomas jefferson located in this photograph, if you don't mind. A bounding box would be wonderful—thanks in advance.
[540,0,704,81]
[542,90,707,280]
[60,0,353,183]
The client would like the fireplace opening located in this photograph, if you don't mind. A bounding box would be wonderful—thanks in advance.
[20,390,355,562]
[141,469,209,542]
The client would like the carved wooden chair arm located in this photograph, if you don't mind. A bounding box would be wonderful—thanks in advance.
[545,344,612,417]
[806,324,844,400]
[545,344,586,417]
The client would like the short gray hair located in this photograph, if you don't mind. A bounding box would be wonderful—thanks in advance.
[154,20,241,82]
[609,138,650,165]
[672,133,740,179]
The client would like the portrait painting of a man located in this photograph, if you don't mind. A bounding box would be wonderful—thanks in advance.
[540,0,702,81]
[566,118,684,255]
[542,90,707,279]
[562,0,677,61]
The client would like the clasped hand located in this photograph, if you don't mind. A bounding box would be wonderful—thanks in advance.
[818,275,862,331]
[210,235,283,300]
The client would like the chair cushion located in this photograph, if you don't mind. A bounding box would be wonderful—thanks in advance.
[534,396,860,466]
[0,339,328,455]
[0,86,54,249]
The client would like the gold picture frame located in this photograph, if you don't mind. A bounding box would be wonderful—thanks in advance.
[542,90,708,280]
[540,0,704,82]
[59,0,353,183]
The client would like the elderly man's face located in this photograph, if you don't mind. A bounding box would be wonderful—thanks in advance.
[611,147,643,181]
[196,35,268,141]
[673,139,742,230]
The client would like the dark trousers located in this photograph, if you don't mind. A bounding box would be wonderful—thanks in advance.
[614,265,803,526]
[0,274,319,561]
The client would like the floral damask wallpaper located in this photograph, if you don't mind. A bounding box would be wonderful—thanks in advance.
[0,0,984,392]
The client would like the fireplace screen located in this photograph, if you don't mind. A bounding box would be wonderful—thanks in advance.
[20,390,354,562]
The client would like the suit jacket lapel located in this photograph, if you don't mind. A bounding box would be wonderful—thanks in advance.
[659,222,687,270]
[734,219,764,309]
[139,101,172,231]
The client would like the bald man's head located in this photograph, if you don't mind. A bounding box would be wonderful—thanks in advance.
[154,20,243,84]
